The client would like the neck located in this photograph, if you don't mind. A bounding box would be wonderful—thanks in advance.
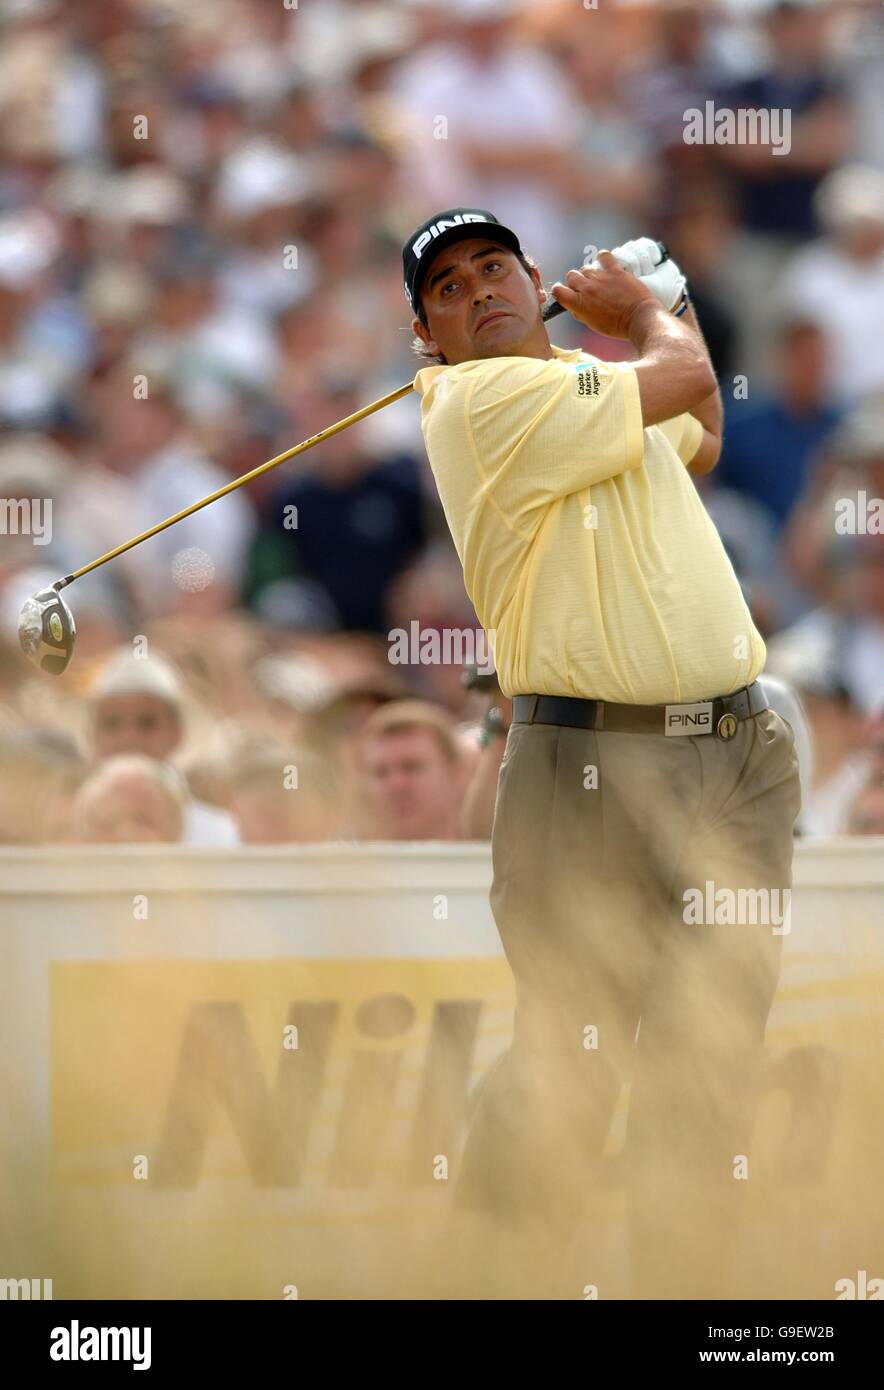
[467,328,556,364]
[523,333,556,360]
[512,324,555,360]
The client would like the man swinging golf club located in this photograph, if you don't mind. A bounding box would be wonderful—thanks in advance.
[15,206,801,1299]
[404,209,801,1299]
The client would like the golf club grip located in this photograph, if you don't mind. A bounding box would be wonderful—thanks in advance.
[541,240,669,322]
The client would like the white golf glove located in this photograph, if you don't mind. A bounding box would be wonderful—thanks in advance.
[608,236,688,314]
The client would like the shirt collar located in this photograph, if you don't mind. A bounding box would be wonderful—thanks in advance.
[549,344,588,363]
[414,344,587,395]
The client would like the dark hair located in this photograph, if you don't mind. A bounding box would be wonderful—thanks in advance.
[410,250,542,366]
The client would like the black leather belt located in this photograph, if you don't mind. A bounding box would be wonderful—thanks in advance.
[511,681,769,741]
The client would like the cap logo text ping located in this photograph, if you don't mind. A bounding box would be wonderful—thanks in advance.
[411,213,490,260]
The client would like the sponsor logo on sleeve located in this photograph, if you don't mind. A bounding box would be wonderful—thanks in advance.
[576,365,601,398]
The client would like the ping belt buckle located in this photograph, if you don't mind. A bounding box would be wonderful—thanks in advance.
[663,701,739,740]
[663,701,714,737]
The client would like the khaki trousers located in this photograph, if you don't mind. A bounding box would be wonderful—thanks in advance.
[453,706,802,1299]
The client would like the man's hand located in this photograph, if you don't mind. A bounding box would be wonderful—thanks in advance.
[611,236,687,314]
[550,252,660,340]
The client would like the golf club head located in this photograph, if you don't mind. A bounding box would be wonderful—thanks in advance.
[17,584,76,675]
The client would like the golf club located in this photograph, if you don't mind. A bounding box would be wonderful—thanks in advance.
[17,241,669,674]
[17,381,413,674]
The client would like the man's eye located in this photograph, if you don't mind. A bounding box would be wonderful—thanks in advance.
[440,262,502,296]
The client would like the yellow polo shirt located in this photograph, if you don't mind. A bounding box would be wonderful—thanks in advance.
[413,344,765,704]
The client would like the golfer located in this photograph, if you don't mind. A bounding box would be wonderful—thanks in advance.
[404,209,802,1298]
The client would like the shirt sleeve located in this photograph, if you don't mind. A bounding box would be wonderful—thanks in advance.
[657,412,704,467]
[463,356,644,519]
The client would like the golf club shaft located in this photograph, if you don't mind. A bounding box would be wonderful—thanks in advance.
[55,382,415,590]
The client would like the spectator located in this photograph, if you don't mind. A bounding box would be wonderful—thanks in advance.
[717,317,842,531]
[711,1,853,366]
[716,0,851,244]
[554,17,659,262]
[843,0,884,176]
[386,541,486,715]
[88,367,256,618]
[761,621,868,836]
[816,700,884,835]
[0,209,92,429]
[775,396,884,717]
[390,0,577,273]
[658,179,740,378]
[307,677,406,772]
[72,754,185,845]
[630,2,720,165]
[847,773,884,836]
[779,166,884,404]
[212,138,319,320]
[356,698,465,841]
[87,647,240,846]
[228,746,342,843]
[697,482,808,636]
[248,374,428,635]
[0,727,86,845]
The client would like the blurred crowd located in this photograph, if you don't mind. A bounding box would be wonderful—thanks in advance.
[0,0,882,846]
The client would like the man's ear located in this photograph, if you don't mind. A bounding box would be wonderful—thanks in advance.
[412,316,440,357]
[530,265,546,305]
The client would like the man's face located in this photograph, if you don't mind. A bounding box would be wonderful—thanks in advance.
[92,693,181,761]
[94,387,179,471]
[413,237,548,366]
[361,727,460,839]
